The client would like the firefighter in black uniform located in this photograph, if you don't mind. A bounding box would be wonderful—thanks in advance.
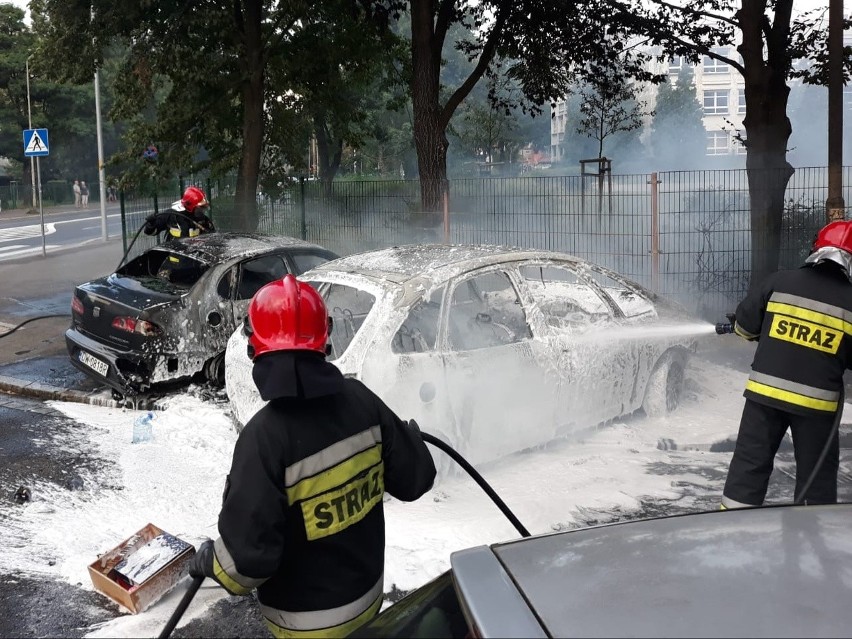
[142,185,215,239]
[187,275,437,637]
[722,220,852,508]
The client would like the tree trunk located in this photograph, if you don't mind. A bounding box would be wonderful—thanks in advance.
[410,0,448,214]
[738,0,795,290]
[314,117,342,198]
[234,0,264,232]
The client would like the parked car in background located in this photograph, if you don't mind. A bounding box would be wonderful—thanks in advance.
[66,233,338,395]
[226,244,696,467]
[352,503,852,638]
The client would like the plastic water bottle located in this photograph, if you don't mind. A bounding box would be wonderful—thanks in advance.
[132,412,154,443]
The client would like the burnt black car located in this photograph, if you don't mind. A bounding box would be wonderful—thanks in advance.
[66,233,338,394]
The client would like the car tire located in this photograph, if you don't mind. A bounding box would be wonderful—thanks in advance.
[204,352,226,388]
[642,350,686,417]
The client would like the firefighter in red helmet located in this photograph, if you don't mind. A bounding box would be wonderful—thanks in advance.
[188,275,436,638]
[143,185,215,239]
[721,220,852,509]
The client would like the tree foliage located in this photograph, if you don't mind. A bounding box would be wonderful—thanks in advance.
[574,55,651,160]
[30,0,397,229]
[648,64,705,169]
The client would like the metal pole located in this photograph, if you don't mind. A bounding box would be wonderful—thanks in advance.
[649,172,660,292]
[826,0,845,222]
[299,177,307,240]
[37,156,45,257]
[442,185,450,243]
[25,58,36,213]
[94,69,108,240]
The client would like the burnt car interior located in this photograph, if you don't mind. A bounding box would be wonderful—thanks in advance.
[393,287,445,354]
[319,284,377,360]
[116,249,210,291]
[447,271,532,350]
[520,265,612,329]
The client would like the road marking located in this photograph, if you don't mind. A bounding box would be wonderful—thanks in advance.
[0,244,62,260]
[53,213,122,225]
[0,223,57,243]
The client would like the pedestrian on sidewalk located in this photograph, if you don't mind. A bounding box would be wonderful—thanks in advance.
[72,180,81,208]
[80,181,89,209]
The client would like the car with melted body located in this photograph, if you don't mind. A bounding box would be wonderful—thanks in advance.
[226,244,696,467]
[66,233,338,394]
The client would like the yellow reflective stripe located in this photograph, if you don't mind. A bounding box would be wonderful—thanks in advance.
[286,444,382,504]
[745,380,838,412]
[264,593,382,638]
[767,301,852,335]
[213,554,253,596]
[168,227,181,237]
[734,322,759,340]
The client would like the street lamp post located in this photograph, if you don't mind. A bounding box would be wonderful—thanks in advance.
[94,69,108,241]
[826,0,845,222]
[25,56,45,257]
[25,58,36,212]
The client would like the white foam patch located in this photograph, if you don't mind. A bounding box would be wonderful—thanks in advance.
[2,350,830,637]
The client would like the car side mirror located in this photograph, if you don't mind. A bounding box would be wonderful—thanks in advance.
[207,311,222,327]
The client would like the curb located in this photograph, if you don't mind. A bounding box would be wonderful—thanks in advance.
[0,374,168,410]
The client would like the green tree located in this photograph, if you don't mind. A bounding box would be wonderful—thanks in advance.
[30,0,395,229]
[607,0,852,287]
[648,64,705,169]
[575,55,651,160]
[401,0,658,212]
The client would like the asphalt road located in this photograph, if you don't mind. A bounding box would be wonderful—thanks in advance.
[0,207,125,262]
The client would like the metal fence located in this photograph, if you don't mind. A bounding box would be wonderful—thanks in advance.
[120,167,851,320]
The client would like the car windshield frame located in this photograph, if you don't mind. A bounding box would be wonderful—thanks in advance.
[116,248,213,294]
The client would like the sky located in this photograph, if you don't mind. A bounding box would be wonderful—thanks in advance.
[4,334,842,637]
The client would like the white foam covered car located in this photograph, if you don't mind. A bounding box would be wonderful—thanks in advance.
[226,245,696,467]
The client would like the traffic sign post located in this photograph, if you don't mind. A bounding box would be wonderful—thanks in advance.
[23,128,48,256]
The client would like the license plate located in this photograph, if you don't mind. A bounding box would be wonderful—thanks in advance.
[78,350,109,377]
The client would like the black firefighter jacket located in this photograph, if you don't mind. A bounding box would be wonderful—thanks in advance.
[142,207,215,239]
[210,350,437,638]
[734,262,852,416]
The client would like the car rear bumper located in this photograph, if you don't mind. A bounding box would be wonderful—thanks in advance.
[65,327,158,393]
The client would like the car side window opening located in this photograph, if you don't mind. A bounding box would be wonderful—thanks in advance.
[447,271,531,351]
[323,284,377,360]
[519,264,611,330]
[290,252,333,275]
[116,249,209,291]
[216,268,235,299]
[235,255,289,300]
[584,268,656,318]
[392,287,445,354]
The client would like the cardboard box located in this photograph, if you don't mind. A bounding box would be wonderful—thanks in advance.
[88,523,196,614]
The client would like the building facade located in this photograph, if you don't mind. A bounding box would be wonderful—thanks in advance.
[551,47,746,163]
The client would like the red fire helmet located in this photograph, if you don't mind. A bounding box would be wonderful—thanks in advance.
[246,275,329,358]
[181,186,209,214]
[813,220,852,255]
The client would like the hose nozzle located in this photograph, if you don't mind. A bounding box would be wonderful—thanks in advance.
[715,322,734,335]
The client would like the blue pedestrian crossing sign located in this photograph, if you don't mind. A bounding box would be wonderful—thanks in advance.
[23,128,49,157]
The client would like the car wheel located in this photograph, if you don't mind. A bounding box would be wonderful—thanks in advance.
[204,352,226,388]
[642,351,686,417]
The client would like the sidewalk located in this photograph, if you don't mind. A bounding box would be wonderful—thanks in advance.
[0,202,85,222]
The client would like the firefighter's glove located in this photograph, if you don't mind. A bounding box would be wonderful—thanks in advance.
[188,539,216,581]
[142,213,158,235]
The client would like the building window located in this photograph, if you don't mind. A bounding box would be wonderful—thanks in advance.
[706,131,729,156]
[668,56,683,74]
[703,55,730,75]
[738,89,746,114]
[703,90,729,115]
